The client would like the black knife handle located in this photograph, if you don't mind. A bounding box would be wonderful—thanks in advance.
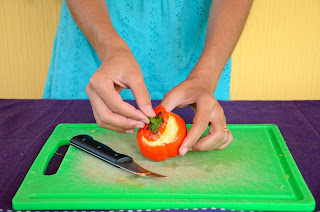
[70,134,133,165]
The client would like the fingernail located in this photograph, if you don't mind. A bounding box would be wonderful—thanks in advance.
[135,123,145,128]
[180,147,189,156]
[142,118,150,124]
[126,129,135,134]
[147,105,156,117]
[138,111,150,124]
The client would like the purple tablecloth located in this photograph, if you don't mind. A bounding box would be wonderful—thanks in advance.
[0,99,319,212]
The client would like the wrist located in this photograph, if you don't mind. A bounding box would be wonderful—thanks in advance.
[188,58,220,94]
[188,46,229,93]
[187,73,217,95]
[97,34,130,62]
[90,22,130,61]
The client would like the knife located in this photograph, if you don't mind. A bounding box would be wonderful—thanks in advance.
[70,134,167,178]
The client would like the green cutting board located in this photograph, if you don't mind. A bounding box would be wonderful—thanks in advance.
[12,124,315,211]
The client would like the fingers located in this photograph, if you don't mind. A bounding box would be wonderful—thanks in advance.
[192,104,233,151]
[160,78,233,154]
[216,128,233,150]
[89,76,149,124]
[179,96,214,156]
[91,108,135,134]
[86,85,145,133]
[160,91,184,112]
[129,78,156,118]
[192,126,233,151]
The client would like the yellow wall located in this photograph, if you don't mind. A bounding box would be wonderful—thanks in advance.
[231,0,320,100]
[0,0,62,99]
[0,0,319,100]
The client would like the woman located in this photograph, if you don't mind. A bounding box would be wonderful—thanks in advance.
[43,0,253,155]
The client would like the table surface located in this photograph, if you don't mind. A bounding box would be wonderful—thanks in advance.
[0,99,319,212]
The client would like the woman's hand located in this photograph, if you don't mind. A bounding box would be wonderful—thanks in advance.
[66,0,155,133]
[159,0,251,153]
[159,0,252,155]
[86,47,156,134]
[160,76,233,156]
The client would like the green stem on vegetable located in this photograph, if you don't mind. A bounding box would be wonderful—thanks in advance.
[147,112,163,134]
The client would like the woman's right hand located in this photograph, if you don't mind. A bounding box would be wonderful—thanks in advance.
[85,47,156,134]
[66,0,155,133]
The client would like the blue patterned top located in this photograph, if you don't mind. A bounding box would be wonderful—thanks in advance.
[43,0,231,100]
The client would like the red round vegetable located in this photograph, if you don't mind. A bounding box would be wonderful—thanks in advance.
[137,106,187,161]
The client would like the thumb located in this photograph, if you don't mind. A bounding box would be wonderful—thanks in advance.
[130,79,156,118]
[160,91,182,112]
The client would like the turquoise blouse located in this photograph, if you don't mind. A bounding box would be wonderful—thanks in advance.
[43,0,231,100]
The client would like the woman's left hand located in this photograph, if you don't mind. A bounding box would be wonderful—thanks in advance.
[160,77,233,156]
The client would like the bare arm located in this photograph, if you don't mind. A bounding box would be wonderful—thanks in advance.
[66,0,127,61]
[189,0,253,92]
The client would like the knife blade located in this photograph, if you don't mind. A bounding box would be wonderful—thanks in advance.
[70,134,167,178]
